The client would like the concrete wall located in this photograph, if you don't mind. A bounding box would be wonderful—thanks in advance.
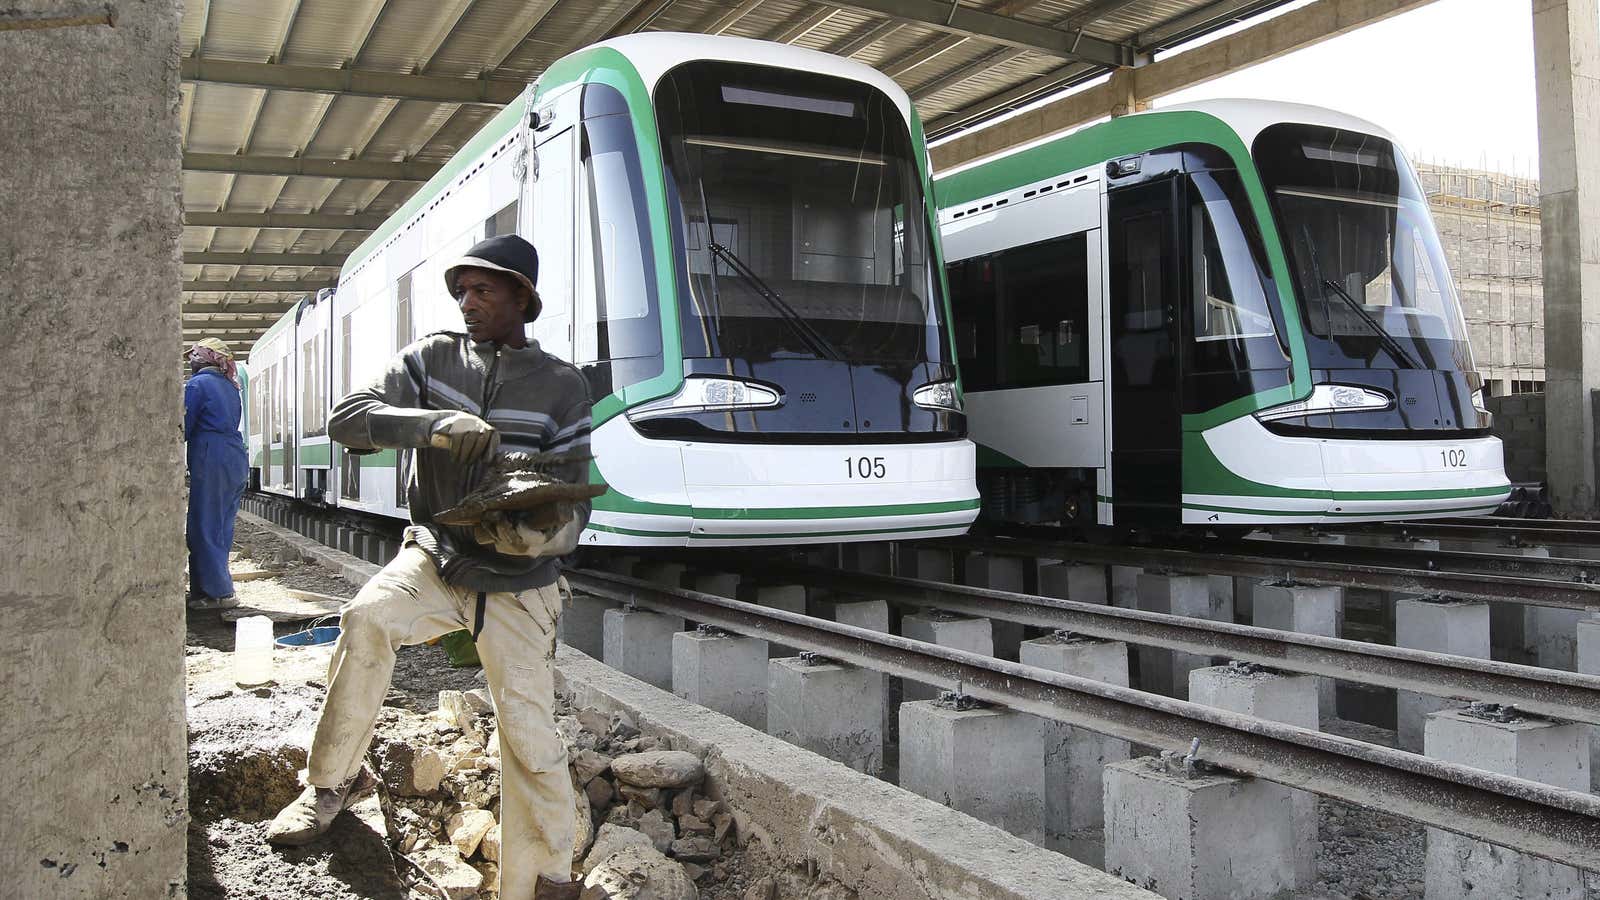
[0,3,187,897]
[1486,392,1547,484]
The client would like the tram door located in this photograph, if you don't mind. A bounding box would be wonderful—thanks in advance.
[1108,177,1182,526]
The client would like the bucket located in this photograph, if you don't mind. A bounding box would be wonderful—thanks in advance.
[233,615,275,685]
[275,621,341,648]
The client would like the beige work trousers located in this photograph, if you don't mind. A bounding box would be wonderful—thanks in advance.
[306,546,575,900]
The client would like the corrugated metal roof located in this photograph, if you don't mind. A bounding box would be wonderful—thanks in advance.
[180,0,1301,341]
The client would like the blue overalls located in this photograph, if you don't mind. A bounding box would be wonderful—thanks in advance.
[185,368,249,600]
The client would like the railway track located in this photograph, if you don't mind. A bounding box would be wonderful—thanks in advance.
[947,532,1600,611]
[1334,516,1600,550]
[569,568,1600,871]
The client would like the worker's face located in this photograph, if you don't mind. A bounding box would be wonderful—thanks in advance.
[453,268,527,345]
[188,349,208,375]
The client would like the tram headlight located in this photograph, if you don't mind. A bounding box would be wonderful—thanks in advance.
[912,380,962,413]
[1253,384,1392,423]
[626,376,782,421]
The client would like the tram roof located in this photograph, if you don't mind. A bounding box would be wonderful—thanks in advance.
[178,0,1379,349]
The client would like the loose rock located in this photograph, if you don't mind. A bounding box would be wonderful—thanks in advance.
[580,844,697,900]
[581,823,657,875]
[481,823,502,862]
[412,846,485,900]
[585,776,615,809]
[744,877,776,900]
[670,836,720,863]
[573,749,613,785]
[637,808,676,854]
[611,751,704,790]
[447,808,496,857]
[377,743,446,797]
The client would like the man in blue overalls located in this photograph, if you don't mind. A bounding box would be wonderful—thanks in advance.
[184,337,249,610]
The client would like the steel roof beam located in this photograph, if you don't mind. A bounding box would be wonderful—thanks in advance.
[184,280,331,293]
[931,0,1441,169]
[180,57,525,106]
[185,251,346,267]
[183,303,300,315]
[184,152,441,182]
[183,211,386,230]
[827,0,1133,67]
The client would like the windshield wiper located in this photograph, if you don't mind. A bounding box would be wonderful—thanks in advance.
[706,240,844,362]
[1321,277,1420,370]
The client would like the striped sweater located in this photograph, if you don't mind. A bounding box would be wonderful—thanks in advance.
[329,332,593,592]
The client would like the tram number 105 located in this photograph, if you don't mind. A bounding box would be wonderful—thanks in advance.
[846,456,887,480]
[1439,448,1468,468]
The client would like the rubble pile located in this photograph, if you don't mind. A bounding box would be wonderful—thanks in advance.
[376,684,774,900]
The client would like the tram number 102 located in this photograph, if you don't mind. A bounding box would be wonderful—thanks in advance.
[1440,448,1468,468]
[846,456,887,480]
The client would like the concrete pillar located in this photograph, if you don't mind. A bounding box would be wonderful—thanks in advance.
[1037,562,1107,604]
[741,583,807,656]
[1520,547,1584,669]
[1020,635,1130,865]
[900,612,993,701]
[1251,582,1342,714]
[810,595,897,756]
[845,541,893,574]
[633,559,688,590]
[1423,708,1590,899]
[558,594,619,659]
[898,701,1047,843]
[3,4,188,894]
[1188,665,1319,888]
[685,571,740,599]
[1136,573,1225,698]
[1533,0,1600,517]
[1232,576,1256,622]
[903,546,953,582]
[962,553,1026,660]
[601,607,684,690]
[597,554,637,575]
[1104,756,1297,900]
[1395,597,1491,751]
[1110,565,1141,609]
[672,629,768,729]
[767,657,883,774]
[804,543,841,569]
[336,526,352,555]
[1578,619,1600,790]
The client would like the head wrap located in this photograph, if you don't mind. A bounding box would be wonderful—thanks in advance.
[190,337,240,389]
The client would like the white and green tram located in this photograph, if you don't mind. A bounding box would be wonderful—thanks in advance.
[252,33,978,546]
[936,100,1510,528]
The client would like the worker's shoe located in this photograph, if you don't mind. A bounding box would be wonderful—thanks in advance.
[535,875,582,899]
[265,769,375,847]
[186,593,239,611]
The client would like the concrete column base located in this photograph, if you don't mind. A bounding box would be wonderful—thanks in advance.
[672,630,768,729]
[900,612,993,701]
[686,571,740,599]
[1188,665,1318,887]
[899,701,1046,843]
[905,546,953,582]
[963,553,1025,660]
[1110,565,1141,609]
[633,560,688,590]
[1423,708,1590,899]
[601,607,684,690]
[1578,619,1600,790]
[1104,756,1297,900]
[1136,573,1225,699]
[1021,635,1129,866]
[845,541,893,574]
[767,657,883,775]
[742,584,807,657]
[1396,597,1491,751]
[558,594,619,659]
[1038,562,1107,604]
[1251,582,1342,715]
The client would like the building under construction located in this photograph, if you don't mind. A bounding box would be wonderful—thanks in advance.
[1417,162,1545,397]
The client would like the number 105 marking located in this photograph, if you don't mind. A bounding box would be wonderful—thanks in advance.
[847,456,886,479]
[1440,448,1467,468]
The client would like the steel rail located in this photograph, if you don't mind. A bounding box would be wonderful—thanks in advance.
[567,569,1600,870]
[714,560,1600,726]
[1340,520,1600,550]
[943,534,1600,611]
[1225,535,1600,582]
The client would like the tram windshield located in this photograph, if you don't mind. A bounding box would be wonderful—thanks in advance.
[654,61,949,365]
[1254,123,1473,372]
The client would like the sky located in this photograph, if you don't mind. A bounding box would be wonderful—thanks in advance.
[942,0,1544,178]
[1157,0,1541,177]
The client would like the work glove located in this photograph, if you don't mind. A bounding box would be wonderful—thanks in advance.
[429,411,499,464]
[471,510,574,557]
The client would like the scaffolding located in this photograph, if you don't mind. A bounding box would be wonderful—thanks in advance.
[1416,162,1545,395]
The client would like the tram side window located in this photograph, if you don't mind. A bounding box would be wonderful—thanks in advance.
[1185,171,1289,377]
[947,231,1091,391]
[574,101,663,391]
[485,201,518,239]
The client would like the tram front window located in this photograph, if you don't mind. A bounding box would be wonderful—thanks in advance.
[1255,123,1473,373]
[654,61,948,366]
